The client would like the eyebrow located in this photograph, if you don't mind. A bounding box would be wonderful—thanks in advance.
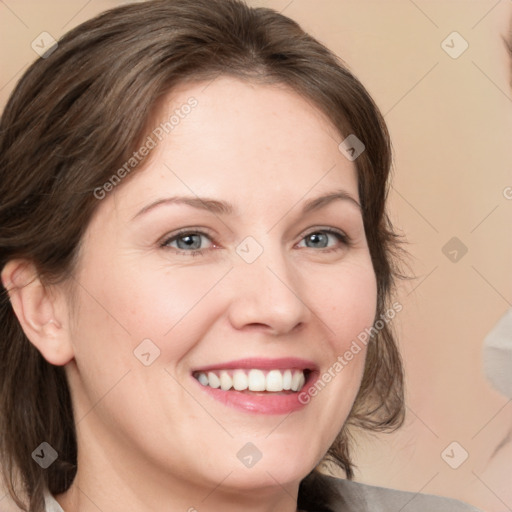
[132,189,361,220]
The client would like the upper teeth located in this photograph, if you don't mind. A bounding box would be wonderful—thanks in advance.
[194,369,306,392]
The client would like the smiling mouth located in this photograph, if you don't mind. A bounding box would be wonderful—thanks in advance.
[192,368,311,393]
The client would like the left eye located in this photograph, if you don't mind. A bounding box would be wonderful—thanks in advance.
[297,230,348,250]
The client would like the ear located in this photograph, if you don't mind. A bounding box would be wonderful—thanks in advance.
[1,259,74,366]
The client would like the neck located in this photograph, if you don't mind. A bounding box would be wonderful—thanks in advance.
[56,475,302,512]
[56,431,303,512]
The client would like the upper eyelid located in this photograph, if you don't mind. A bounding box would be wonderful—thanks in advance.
[160,226,215,242]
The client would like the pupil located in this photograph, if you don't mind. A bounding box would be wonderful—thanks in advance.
[308,233,327,248]
[179,234,200,250]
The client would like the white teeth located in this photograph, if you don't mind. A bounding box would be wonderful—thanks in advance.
[232,369,248,391]
[291,371,303,391]
[220,371,232,391]
[266,370,283,392]
[297,372,305,391]
[195,368,307,393]
[248,369,266,391]
[282,369,292,390]
[207,371,220,389]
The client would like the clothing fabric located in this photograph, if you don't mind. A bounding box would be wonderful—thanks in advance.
[44,492,64,512]
[44,470,483,511]
[297,470,483,511]
[483,307,512,398]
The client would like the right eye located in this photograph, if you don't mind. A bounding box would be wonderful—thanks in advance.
[160,230,216,256]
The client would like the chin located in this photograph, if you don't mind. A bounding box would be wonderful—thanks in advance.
[220,462,311,494]
[221,444,319,491]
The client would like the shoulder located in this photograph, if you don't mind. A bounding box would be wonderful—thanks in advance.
[336,478,484,512]
[298,471,484,512]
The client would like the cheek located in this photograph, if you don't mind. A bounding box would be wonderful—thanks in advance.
[70,258,234,378]
[313,258,378,349]
[290,259,377,452]
[305,257,377,401]
[120,263,232,349]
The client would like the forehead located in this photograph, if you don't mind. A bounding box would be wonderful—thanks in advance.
[162,75,344,160]
[109,76,359,217]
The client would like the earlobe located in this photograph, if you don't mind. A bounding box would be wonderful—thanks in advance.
[1,259,75,366]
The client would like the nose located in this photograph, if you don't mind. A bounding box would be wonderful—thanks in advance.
[227,243,310,336]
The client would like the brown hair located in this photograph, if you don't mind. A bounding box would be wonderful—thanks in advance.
[0,0,407,510]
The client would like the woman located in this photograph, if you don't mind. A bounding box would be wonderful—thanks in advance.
[0,1,483,511]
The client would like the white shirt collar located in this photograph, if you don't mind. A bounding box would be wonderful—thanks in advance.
[44,491,65,512]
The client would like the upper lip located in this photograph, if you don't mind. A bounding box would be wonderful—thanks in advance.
[191,357,318,373]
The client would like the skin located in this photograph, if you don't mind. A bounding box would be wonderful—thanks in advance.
[3,76,377,512]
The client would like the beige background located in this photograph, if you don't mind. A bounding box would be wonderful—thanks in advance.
[1,1,511,511]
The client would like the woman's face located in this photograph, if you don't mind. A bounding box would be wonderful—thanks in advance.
[63,76,377,498]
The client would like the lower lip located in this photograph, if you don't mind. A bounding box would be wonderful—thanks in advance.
[192,374,317,415]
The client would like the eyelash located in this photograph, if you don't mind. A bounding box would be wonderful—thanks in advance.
[160,227,352,257]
